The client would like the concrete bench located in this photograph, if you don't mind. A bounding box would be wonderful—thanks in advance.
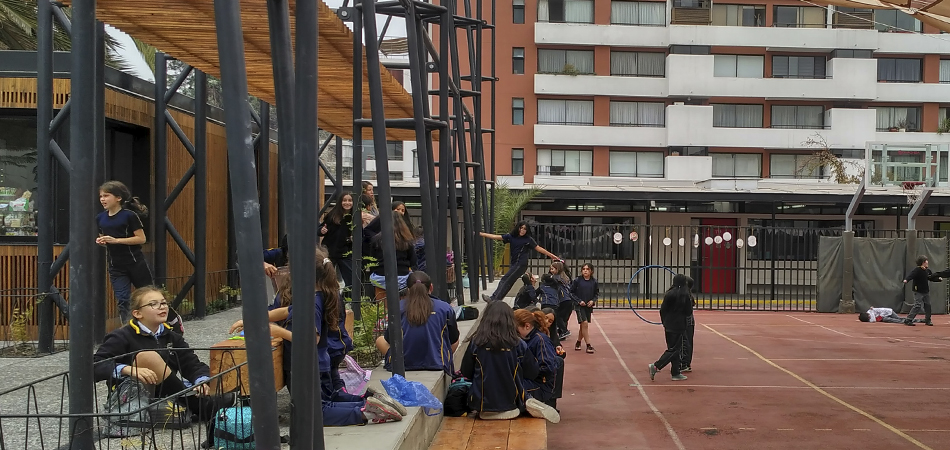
[429,416,547,450]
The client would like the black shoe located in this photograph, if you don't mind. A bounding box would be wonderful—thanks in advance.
[904,320,916,326]
[926,321,934,326]
[481,294,491,303]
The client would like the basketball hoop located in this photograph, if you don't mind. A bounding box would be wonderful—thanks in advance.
[902,181,925,205]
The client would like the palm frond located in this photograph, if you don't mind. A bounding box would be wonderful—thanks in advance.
[489,184,542,273]
[132,37,156,74]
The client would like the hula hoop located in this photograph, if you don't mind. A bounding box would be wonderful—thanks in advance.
[626,265,676,325]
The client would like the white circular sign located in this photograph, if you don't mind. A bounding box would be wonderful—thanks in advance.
[613,232,623,244]
[748,235,757,247]
[714,235,723,244]
[630,231,639,242]
[663,237,672,246]
[736,238,744,248]
[704,236,714,246]
[723,232,732,242]
[678,237,685,247]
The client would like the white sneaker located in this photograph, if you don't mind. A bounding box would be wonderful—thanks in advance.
[362,397,403,424]
[525,398,560,424]
[370,390,408,416]
[480,408,520,420]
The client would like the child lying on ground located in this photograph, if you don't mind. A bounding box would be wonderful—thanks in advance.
[858,307,925,324]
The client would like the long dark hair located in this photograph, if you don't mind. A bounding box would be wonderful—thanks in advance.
[467,301,520,348]
[100,180,148,219]
[509,220,530,238]
[315,246,341,332]
[360,193,376,211]
[405,272,433,326]
[324,191,354,226]
[391,210,415,250]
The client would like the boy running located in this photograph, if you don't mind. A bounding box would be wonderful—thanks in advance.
[902,255,942,326]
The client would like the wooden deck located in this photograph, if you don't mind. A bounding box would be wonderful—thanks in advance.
[429,417,547,450]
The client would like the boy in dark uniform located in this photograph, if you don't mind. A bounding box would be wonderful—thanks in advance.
[902,255,943,326]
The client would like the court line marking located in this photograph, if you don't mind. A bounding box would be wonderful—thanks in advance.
[639,384,950,390]
[703,324,934,450]
[595,319,686,450]
[770,358,944,362]
[785,315,853,337]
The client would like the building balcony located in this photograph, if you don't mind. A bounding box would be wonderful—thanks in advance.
[668,25,878,51]
[535,22,669,47]
[535,74,668,98]
[666,55,877,100]
[665,105,877,149]
[876,82,950,103]
[534,124,668,147]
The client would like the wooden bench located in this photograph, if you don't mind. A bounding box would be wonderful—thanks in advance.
[429,416,547,450]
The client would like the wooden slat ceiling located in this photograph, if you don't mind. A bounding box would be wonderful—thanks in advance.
[819,0,950,32]
[65,0,416,140]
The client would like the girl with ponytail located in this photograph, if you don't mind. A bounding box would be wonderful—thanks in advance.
[514,309,561,405]
[96,180,152,322]
[375,271,459,374]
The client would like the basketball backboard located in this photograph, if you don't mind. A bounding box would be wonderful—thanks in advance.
[865,143,949,187]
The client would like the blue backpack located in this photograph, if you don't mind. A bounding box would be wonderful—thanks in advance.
[212,406,254,449]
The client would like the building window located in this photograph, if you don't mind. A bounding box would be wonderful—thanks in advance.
[389,172,404,181]
[770,154,823,179]
[713,55,763,78]
[670,146,708,156]
[513,0,526,23]
[537,0,594,23]
[512,149,524,175]
[875,10,921,32]
[513,47,525,74]
[610,1,666,26]
[609,101,665,127]
[512,98,525,125]
[833,49,873,59]
[772,56,826,79]
[875,107,920,131]
[538,99,594,125]
[877,58,922,82]
[771,105,824,129]
[362,140,403,159]
[610,52,665,77]
[712,4,764,26]
[940,60,950,83]
[0,115,39,238]
[712,153,762,178]
[773,6,825,28]
[712,104,763,128]
[669,45,710,55]
[412,149,419,177]
[940,107,949,122]
[537,149,593,176]
[832,149,865,159]
[609,151,664,177]
[538,49,594,74]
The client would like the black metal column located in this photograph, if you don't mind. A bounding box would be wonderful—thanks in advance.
[350,0,365,321]
[259,100,271,245]
[154,53,168,284]
[194,72,208,319]
[67,0,97,445]
[36,0,55,353]
[211,1,282,448]
[93,20,107,341]
[291,0,325,446]
[362,0,405,376]
[266,0,297,242]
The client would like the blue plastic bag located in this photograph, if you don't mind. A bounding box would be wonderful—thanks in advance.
[381,374,443,416]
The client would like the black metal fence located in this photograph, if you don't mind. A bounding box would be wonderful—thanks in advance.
[504,223,950,312]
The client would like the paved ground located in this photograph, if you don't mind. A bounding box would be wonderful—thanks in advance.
[548,310,950,450]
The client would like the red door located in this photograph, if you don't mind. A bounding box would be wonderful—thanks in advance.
[701,218,737,294]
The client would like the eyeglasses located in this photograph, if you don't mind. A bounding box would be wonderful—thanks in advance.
[142,301,169,310]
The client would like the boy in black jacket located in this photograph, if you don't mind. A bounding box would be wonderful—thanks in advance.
[902,255,943,326]
[649,274,693,382]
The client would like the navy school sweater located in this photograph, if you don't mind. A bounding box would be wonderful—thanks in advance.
[93,321,209,385]
[523,328,561,399]
[384,297,460,374]
[460,339,539,413]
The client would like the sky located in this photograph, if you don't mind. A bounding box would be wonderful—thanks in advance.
[108,0,407,82]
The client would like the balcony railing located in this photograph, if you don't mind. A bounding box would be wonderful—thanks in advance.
[833,10,875,29]
[671,7,711,25]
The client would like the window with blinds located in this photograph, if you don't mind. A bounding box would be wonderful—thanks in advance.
[609,151,665,177]
[712,153,762,178]
[610,1,666,25]
[711,4,764,26]
[712,104,763,128]
[538,99,595,125]
[771,105,825,129]
[877,58,922,82]
[772,56,826,79]
[610,52,665,77]
[773,6,825,28]
[771,154,823,179]
[537,149,594,176]
[713,55,764,78]
[875,10,921,32]
[538,0,594,23]
[940,60,950,83]
[538,49,595,74]
[609,101,666,127]
[875,107,920,131]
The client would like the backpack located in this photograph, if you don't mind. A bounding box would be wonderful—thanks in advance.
[102,378,153,437]
[455,305,479,321]
[149,398,192,430]
[213,406,255,449]
[443,375,472,417]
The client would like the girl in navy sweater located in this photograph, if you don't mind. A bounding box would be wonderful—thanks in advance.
[459,301,560,423]
[96,181,151,322]
[549,261,575,340]
[570,263,599,354]
[514,309,561,404]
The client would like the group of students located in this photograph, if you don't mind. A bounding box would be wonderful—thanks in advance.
[860,254,948,326]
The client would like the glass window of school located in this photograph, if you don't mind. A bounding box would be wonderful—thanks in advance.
[609,151,664,177]
[610,52,665,77]
[712,153,762,177]
[713,55,764,78]
[712,4,764,26]
[537,0,594,23]
[538,49,595,74]
[611,1,666,26]
[537,149,593,176]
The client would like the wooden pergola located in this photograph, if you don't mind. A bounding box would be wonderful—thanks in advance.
[820,0,950,31]
[65,0,416,140]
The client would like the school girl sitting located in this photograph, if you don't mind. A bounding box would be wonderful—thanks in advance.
[375,271,460,374]
[513,273,540,310]
[368,210,418,298]
[514,309,561,405]
[459,301,561,423]
[93,287,235,427]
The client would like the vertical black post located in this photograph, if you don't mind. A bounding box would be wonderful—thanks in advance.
[259,100,271,245]
[438,8,464,305]
[36,0,55,353]
[351,0,365,321]
[194,71,208,319]
[212,2,282,448]
[68,0,96,445]
[291,0,325,446]
[489,0,497,243]
[266,0,296,243]
[770,203,777,302]
[93,20,107,341]
[154,52,168,285]
[363,0,405,376]
[335,136,343,195]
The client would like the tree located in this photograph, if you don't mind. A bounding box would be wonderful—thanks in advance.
[799,134,862,184]
[488,183,542,274]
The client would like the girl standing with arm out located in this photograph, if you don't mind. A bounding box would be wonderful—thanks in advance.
[479,221,560,303]
[570,263,598,354]
[96,181,151,323]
